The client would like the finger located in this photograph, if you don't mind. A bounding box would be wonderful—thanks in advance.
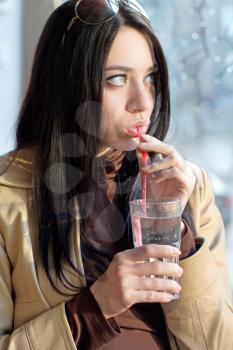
[129,276,181,294]
[151,167,188,184]
[131,260,183,278]
[129,289,175,303]
[142,153,186,173]
[115,244,181,263]
[138,134,176,157]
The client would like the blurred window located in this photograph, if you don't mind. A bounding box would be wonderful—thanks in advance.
[143,0,233,286]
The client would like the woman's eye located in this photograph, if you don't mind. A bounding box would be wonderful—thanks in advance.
[145,73,156,84]
[106,75,126,87]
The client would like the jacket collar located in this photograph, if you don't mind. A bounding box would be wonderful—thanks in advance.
[0,147,35,188]
[0,146,117,189]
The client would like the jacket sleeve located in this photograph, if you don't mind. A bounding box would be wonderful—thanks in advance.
[0,232,121,350]
[65,288,121,348]
[0,232,77,350]
[161,166,233,350]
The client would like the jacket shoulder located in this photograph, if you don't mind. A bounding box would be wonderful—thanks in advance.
[0,148,35,189]
[187,161,221,231]
[187,161,214,201]
[0,150,15,174]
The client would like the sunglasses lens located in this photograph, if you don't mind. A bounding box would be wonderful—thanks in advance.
[77,0,120,25]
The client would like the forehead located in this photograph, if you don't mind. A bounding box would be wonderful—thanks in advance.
[106,26,155,68]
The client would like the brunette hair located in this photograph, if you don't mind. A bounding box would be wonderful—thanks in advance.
[15,1,193,295]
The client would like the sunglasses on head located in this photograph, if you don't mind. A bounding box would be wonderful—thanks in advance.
[66,0,149,30]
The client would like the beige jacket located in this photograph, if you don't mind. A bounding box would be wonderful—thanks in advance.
[0,147,232,350]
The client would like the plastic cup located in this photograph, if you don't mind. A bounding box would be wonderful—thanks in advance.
[129,197,182,299]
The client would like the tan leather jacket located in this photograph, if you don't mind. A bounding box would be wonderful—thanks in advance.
[0,147,232,350]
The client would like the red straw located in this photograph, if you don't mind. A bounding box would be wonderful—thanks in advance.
[137,127,149,202]
[132,128,150,247]
[132,215,142,247]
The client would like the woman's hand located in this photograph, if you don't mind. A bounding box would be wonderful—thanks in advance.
[90,244,182,319]
[137,134,196,211]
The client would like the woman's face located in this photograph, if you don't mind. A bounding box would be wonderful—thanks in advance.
[100,26,156,151]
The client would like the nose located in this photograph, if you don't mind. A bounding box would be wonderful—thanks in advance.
[126,83,154,114]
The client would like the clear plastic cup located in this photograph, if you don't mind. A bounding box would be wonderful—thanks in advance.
[129,197,182,299]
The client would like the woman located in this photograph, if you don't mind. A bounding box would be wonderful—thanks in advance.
[0,1,232,349]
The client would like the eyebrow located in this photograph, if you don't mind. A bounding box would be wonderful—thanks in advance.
[105,64,157,73]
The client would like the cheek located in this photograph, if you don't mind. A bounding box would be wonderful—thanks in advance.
[100,110,116,144]
[103,92,122,115]
[101,94,123,135]
[100,113,119,144]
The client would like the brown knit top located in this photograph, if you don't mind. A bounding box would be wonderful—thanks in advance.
[65,149,196,349]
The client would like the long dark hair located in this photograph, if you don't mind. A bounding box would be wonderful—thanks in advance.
[15,1,180,295]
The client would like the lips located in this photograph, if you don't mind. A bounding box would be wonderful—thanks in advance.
[124,125,147,138]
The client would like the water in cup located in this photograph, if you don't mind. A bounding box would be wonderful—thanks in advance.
[130,199,182,299]
[131,214,181,262]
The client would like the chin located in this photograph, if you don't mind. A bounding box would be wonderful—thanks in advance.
[110,138,140,151]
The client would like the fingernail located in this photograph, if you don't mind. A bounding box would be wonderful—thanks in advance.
[166,294,174,302]
[172,248,181,255]
[141,134,150,139]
